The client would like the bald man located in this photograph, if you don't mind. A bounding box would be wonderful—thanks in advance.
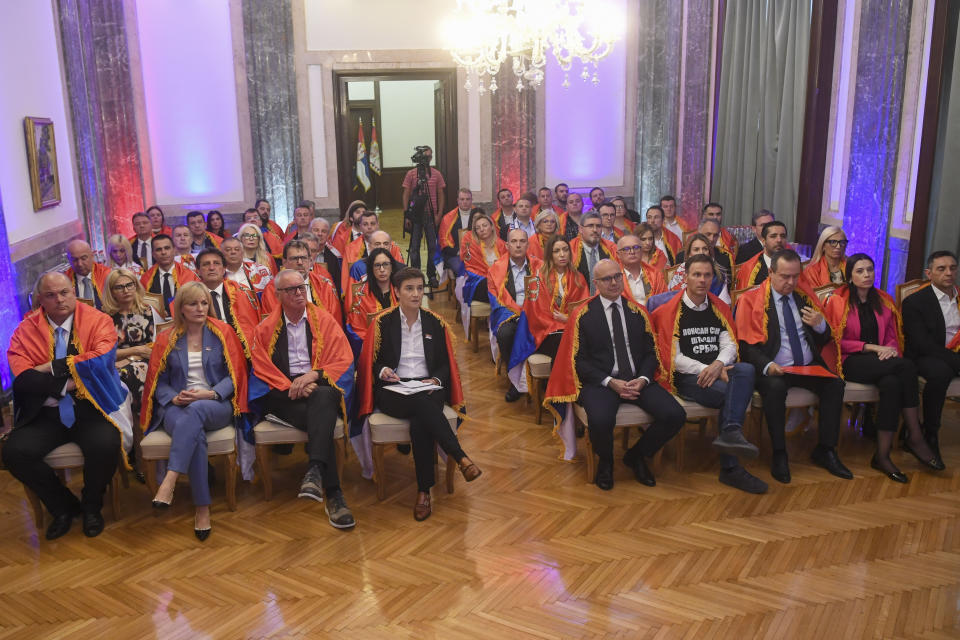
[5,272,124,539]
[341,228,405,292]
[65,240,112,310]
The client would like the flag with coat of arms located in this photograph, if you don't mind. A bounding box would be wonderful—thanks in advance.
[355,118,371,192]
[369,118,382,176]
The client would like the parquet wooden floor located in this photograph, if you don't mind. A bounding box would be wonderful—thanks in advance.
[2,286,959,638]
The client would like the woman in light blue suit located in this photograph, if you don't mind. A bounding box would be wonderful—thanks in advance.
[142,282,247,540]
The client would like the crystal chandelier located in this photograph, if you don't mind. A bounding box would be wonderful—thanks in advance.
[443,0,621,93]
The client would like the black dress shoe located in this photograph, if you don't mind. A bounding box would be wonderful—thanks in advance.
[771,450,791,484]
[504,385,522,403]
[870,454,908,484]
[396,444,411,455]
[45,513,75,540]
[810,446,853,479]
[624,453,656,486]
[903,437,945,471]
[719,466,769,494]
[595,461,614,491]
[194,527,211,542]
[82,511,105,538]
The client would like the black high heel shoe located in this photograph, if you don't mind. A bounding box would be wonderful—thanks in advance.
[871,454,908,484]
[152,487,173,509]
[194,527,211,541]
[902,438,945,471]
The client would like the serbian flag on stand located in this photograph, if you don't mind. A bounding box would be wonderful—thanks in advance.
[355,117,371,192]
[369,118,382,176]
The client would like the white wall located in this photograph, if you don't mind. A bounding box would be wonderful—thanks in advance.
[135,0,245,206]
[0,1,81,245]
[304,0,456,51]
[379,80,437,168]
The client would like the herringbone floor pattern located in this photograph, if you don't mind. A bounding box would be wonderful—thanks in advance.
[1,289,958,639]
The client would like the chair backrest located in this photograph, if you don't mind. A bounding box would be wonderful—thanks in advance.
[664,264,680,285]
[143,292,167,319]
[155,319,174,334]
[76,297,95,308]
[896,278,925,307]
[730,287,752,308]
[815,283,840,302]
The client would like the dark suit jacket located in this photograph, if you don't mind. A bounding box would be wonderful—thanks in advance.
[373,308,451,392]
[153,327,235,427]
[735,237,762,264]
[739,290,832,374]
[902,285,960,366]
[131,237,153,268]
[574,296,659,388]
[505,261,532,302]
[574,242,615,285]
[12,329,79,428]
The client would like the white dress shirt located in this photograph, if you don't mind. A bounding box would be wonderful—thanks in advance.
[623,267,647,304]
[654,234,667,256]
[285,313,311,376]
[765,291,827,373]
[458,209,471,231]
[511,259,529,307]
[510,215,536,238]
[673,292,737,375]
[209,283,226,320]
[395,311,430,379]
[933,285,960,346]
[43,314,74,407]
[664,218,683,239]
[598,295,644,387]
[158,266,175,290]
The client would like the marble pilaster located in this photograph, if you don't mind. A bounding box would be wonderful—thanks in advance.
[842,0,912,291]
[242,0,303,227]
[678,0,714,223]
[635,0,683,212]
[491,65,536,197]
[57,0,144,247]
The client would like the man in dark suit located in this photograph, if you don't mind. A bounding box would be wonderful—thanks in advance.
[901,250,960,466]
[735,209,775,264]
[370,267,480,520]
[131,212,154,268]
[3,272,121,539]
[250,269,356,529]
[736,249,850,483]
[575,259,686,490]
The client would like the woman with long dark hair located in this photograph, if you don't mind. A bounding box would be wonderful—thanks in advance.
[206,210,226,239]
[824,253,943,482]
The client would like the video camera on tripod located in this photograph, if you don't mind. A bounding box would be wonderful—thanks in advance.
[403,145,435,233]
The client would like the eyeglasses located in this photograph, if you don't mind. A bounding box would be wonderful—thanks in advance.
[111,281,137,292]
[286,255,310,262]
[595,273,623,284]
[240,233,259,240]
[618,245,642,253]
[372,263,392,270]
[825,239,848,247]
[278,284,307,295]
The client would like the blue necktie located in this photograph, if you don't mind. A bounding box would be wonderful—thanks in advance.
[781,295,806,367]
[55,327,75,427]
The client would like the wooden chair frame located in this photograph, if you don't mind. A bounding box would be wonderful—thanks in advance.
[142,430,239,511]
[254,424,347,501]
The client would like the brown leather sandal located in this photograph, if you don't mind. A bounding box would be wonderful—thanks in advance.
[460,463,482,482]
[414,493,431,521]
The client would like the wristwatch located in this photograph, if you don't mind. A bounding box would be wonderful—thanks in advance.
[212,390,222,402]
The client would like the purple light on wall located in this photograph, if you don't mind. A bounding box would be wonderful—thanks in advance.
[544,0,627,188]
[136,0,244,205]
[0,187,22,389]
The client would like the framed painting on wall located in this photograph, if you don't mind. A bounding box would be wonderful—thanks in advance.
[23,116,61,211]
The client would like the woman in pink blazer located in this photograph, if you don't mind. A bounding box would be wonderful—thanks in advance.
[825,253,941,483]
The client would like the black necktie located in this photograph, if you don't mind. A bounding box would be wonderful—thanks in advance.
[161,273,173,306]
[139,242,147,264]
[211,291,222,320]
[611,302,634,380]
[781,295,807,366]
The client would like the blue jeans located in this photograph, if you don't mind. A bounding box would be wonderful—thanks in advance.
[161,399,233,506]
[674,362,755,430]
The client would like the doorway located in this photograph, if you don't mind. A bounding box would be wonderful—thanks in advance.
[333,69,459,220]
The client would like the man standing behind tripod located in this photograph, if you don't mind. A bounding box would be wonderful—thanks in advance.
[401,145,446,289]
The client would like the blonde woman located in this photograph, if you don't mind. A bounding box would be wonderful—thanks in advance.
[237,222,279,275]
[140,282,247,540]
[802,225,848,288]
[107,234,143,275]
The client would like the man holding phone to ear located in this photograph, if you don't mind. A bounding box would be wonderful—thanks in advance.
[735,249,850,485]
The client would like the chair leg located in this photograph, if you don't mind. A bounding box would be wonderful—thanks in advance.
[585,431,596,483]
[110,471,121,521]
[534,379,544,425]
[470,316,480,352]
[24,486,44,530]
[335,437,346,480]
[496,354,502,375]
[446,456,456,494]
[256,444,273,501]
[373,443,386,501]
[145,459,158,496]
[224,452,238,511]
[621,427,630,449]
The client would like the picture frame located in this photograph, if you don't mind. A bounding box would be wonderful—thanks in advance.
[23,116,61,211]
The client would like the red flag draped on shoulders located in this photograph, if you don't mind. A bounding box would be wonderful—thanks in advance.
[356,307,465,418]
[222,279,260,358]
[643,248,669,272]
[140,261,200,292]
[139,317,248,433]
[329,220,352,257]
[801,256,846,289]
[461,231,506,277]
[260,271,342,324]
[823,285,903,376]
[651,291,736,392]
[9,303,115,377]
[487,254,542,316]
[523,268,589,346]
[66,263,112,299]
[437,208,462,252]
[662,228,683,261]
[735,253,764,291]
[345,280,396,341]
[621,262,667,306]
